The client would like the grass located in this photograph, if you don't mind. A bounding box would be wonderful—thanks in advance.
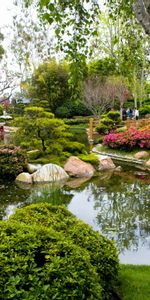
[117,265,150,300]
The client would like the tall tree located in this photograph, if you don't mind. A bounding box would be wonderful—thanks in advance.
[107,0,150,36]
[0,32,4,61]
[9,0,55,80]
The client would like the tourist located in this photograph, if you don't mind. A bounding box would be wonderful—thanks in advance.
[122,108,127,121]
[134,108,139,120]
[128,108,133,119]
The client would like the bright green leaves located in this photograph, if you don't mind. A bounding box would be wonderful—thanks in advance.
[0,32,4,60]
[37,0,101,99]
[0,203,119,299]
[14,106,70,152]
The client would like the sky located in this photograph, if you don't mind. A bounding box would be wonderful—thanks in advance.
[0,0,14,27]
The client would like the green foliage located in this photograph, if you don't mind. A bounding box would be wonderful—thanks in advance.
[107,111,121,123]
[36,0,100,98]
[27,149,41,160]
[63,141,86,155]
[14,106,70,152]
[0,32,4,60]
[0,104,3,115]
[96,123,112,135]
[0,145,27,178]
[96,111,121,134]
[78,153,99,168]
[25,60,71,113]
[0,203,119,299]
[139,105,150,116]
[64,117,88,126]
[55,101,91,118]
[88,57,118,77]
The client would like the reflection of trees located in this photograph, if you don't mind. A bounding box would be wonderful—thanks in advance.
[0,180,30,220]
[27,182,73,206]
[0,180,74,220]
[90,173,150,252]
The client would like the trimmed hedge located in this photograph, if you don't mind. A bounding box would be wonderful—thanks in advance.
[0,203,119,300]
[96,111,121,134]
[0,144,27,178]
[139,105,150,117]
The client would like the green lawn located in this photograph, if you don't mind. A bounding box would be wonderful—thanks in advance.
[118,265,150,300]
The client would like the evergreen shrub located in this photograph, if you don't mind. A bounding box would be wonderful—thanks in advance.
[63,141,87,155]
[0,203,119,300]
[0,144,27,178]
[96,111,121,135]
[78,153,99,167]
[139,105,150,117]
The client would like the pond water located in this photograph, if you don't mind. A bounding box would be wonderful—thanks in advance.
[0,167,150,265]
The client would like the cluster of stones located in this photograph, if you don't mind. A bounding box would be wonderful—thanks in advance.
[16,155,117,184]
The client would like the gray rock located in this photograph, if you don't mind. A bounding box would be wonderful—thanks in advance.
[16,172,33,184]
[32,163,69,183]
[115,166,122,172]
[27,163,42,174]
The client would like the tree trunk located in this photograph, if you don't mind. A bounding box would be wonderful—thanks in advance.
[133,0,150,36]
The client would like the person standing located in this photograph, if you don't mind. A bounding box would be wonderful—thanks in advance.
[128,108,133,119]
[134,108,139,120]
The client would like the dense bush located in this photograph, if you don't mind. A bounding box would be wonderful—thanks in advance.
[78,153,99,167]
[0,104,3,115]
[103,128,150,150]
[96,111,121,134]
[0,144,27,178]
[0,203,119,300]
[64,117,89,126]
[63,141,87,155]
[106,111,121,122]
[139,105,150,117]
[55,101,91,118]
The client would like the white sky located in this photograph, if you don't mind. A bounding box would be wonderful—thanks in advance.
[0,0,14,27]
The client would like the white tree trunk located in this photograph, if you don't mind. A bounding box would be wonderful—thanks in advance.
[133,0,150,35]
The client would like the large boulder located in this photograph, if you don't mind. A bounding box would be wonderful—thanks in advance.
[16,172,33,184]
[97,155,116,170]
[145,159,150,168]
[134,151,149,159]
[32,163,69,183]
[27,163,42,174]
[64,156,95,177]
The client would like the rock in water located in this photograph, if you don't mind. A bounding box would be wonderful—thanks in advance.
[32,163,69,183]
[64,156,95,177]
[16,172,33,184]
[98,155,116,170]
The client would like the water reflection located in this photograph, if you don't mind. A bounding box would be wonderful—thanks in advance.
[0,169,149,264]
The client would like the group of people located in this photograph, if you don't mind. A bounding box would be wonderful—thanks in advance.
[122,107,139,121]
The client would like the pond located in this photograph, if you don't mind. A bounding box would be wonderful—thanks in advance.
[0,167,150,265]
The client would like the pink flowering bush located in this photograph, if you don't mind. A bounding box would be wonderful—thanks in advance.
[103,128,150,150]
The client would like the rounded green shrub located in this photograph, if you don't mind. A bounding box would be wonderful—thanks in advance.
[64,141,86,154]
[78,153,99,167]
[139,105,150,117]
[0,144,27,178]
[96,123,111,134]
[2,203,120,300]
[27,149,41,160]
[0,104,3,115]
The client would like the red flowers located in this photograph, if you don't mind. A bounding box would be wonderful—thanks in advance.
[103,128,150,150]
